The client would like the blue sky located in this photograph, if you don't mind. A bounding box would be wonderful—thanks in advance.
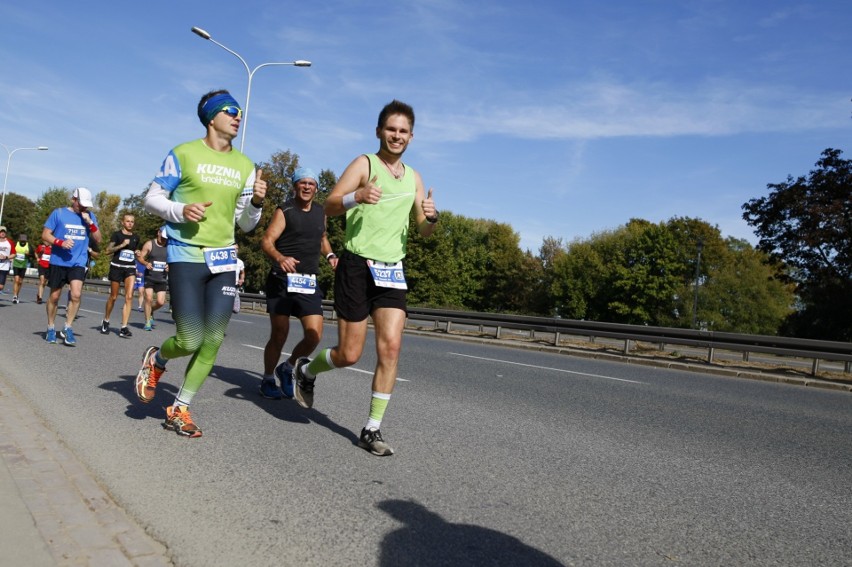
[2,1,849,252]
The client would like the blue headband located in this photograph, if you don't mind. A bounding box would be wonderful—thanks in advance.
[291,167,317,184]
[198,93,240,126]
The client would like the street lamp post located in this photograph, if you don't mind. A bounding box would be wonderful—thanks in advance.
[692,238,704,329]
[0,144,49,226]
[191,27,311,152]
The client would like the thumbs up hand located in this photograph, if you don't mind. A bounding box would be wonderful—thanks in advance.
[252,169,267,207]
[358,174,383,205]
[422,187,438,222]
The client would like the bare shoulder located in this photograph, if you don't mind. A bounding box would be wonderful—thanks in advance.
[331,154,372,195]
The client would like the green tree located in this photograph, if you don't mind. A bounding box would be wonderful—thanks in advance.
[88,191,123,278]
[406,211,478,308]
[529,236,565,316]
[1,193,36,241]
[607,219,686,325]
[742,148,852,340]
[697,238,794,334]
[549,237,605,320]
[544,217,792,334]
[32,187,73,240]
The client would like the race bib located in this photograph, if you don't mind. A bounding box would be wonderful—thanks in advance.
[41,253,51,262]
[119,249,136,262]
[367,260,407,289]
[286,273,317,294]
[15,253,25,261]
[202,246,238,274]
[152,261,167,272]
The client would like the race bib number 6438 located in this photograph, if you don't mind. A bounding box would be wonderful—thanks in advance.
[203,246,238,274]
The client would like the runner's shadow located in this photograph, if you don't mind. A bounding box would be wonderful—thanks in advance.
[213,364,359,446]
[378,499,565,567]
[99,375,180,420]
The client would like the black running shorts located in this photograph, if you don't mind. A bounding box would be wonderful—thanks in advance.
[333,250,407,322]
[264,271,324,317]
[47,265,87,289]
[108,265,137,283]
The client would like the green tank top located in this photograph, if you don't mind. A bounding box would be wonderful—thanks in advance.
[344,154,416,263]
[12,242,30,268]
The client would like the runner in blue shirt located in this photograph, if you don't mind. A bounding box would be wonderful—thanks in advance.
[41,187,102,346]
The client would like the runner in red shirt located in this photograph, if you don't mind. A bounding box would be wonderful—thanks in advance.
[35,243,52,304]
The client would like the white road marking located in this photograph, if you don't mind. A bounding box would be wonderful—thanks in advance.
[450,352,644,384]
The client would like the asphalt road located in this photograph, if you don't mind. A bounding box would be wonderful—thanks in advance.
[1,290,850,566]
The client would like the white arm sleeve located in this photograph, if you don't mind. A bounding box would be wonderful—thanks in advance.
[144,182,186,223]
[235,169,262,232]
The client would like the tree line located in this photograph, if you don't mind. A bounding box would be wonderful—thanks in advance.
[5,148,849,341]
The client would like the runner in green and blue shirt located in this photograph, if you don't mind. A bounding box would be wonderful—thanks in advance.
[133,89,267,438]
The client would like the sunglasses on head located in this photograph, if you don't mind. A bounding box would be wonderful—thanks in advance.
[220,106,242,119]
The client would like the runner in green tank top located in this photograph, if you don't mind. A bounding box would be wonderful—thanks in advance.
[293,100,440,456]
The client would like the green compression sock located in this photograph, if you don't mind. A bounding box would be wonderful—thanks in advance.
[366,391,391,430]
[305,348,335,377]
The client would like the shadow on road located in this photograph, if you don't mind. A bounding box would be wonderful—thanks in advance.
[378,499,565,567]
[213,364,360,447]
[100,374,179,420]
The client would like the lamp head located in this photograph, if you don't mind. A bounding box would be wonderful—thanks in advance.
[191,27,211,40]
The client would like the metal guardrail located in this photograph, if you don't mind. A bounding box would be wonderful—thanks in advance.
[402,307,852,376]
[65,277,851,376]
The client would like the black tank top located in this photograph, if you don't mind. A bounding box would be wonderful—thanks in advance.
[271,201,325,276]
[144,240,168,284]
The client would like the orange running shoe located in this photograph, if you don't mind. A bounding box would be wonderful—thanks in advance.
[162,405,202,438]
[135,346,164,403]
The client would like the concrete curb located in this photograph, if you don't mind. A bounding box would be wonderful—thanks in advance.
[0,378,173,566]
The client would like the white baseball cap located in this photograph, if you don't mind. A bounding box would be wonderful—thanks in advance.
[73,187,94,208]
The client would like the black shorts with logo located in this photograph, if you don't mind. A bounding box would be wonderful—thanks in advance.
[265,271,324,318]
[333,250,407,322]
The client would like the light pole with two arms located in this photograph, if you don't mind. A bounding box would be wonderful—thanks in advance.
[190,27,311,153]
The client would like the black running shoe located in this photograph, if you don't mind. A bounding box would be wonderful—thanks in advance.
[358,428,394,456]
[119,327,132,339]
[100,320,109,334]
[293,357,315,409]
